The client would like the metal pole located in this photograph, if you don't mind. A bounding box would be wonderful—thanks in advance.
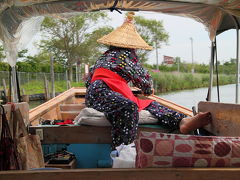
[155,41,159,71]
[231,16,240,103]
[208,41,215,102]
[50,55,55,98]
[190,37,194,73]
[11,66,18,102]
[236,29,240,103]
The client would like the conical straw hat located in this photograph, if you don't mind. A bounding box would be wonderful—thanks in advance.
[97,12,153,50]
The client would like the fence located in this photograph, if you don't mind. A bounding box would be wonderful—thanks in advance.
[0,71,82,87]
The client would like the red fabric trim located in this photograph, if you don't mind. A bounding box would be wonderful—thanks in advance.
[91,68,153,111]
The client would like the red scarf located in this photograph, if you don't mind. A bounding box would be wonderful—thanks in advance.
[91,68,153,111]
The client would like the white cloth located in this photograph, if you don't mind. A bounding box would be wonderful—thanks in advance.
[110,143,136,168]
[73,107,158,126]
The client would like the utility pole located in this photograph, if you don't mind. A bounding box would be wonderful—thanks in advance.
[155,40,159,71]
[190,37,194,73]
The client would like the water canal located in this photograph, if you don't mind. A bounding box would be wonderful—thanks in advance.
[29,84,236,109]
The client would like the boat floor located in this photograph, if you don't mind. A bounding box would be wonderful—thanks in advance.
[1,167,240,180]
[2,88,240,179]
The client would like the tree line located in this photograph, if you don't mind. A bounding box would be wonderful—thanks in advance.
[0,54,237,75]
[0,12,237,76]
[145,57,237,75]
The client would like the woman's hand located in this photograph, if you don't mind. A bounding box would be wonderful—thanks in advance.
[151,88,154,95]
[142,88,154,96]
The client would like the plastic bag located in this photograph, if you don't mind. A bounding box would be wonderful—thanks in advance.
[110,143,136,168]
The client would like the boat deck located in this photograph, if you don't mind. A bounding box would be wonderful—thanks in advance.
[1,167,240,180]
[2,87,240,180]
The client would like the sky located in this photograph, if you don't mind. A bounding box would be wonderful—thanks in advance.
[27,10,237,65]
[106,11,236,65]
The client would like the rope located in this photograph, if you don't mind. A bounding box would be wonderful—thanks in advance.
[15,67,22,102]
[9,66,12,102]
[109,0,122,14]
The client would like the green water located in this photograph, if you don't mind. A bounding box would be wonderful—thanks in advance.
[28,84,236,109]
[29,100,45,109]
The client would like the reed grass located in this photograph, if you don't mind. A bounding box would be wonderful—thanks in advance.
[150,72,235,93]
[0,73,235,95]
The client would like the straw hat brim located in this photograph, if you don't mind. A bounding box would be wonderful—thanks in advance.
[97,21,153,50]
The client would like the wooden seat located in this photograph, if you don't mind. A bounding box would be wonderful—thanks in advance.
[59,104,85,111]
[59,103,86,120]
[60,111,80,120]
[198,101,240,136]
[29,125,169,144]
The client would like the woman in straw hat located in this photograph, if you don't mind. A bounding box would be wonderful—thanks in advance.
[85,12,211,149]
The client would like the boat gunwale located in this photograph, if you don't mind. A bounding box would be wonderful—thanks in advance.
[1,167,240,180]
[29,87,86,123]
[29,87,193,124]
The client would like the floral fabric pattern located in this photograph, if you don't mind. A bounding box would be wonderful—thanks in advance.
[86,47,153,95]
[136,131,240,168]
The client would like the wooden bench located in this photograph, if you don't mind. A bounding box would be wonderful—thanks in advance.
[59,103,85,120]
[59,104,86,111]
[198,101,240,136]
[29,125,169,144]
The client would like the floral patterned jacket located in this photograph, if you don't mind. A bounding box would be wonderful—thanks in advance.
[86,47,153,95]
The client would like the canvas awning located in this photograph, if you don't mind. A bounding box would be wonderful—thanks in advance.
[0,0,240,66]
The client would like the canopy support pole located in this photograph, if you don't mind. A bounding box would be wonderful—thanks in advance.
[231,16,240,103]
[236,28,240,103]
[11,66,19,102]
[207,40,216,102]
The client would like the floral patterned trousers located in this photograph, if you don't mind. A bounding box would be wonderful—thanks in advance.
[86,80,186,149]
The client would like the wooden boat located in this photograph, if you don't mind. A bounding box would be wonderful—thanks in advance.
[28,87,192,144]
[2,87,240,180]
[1,0,240,179]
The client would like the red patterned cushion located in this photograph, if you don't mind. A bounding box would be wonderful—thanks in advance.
[135,131,240,168]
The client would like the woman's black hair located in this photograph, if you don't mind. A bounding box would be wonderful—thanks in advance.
[109,45,132,51]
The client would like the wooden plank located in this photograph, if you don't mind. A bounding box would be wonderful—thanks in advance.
[0,103,29,137]
[45,159,77,169]
[29,88,86,123]
[143,94,193,117]
[60,111,80,120]
[73,97,85,104]
[44,75,50,101]
[29,126,111,144]
[29,126,169,144]
[198,101,240,136]
[1,168,240,180]
[3,102,29,124]
[29,87,192,126]
[59,104,86,111]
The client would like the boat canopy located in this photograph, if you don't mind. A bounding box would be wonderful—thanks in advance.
[0,0,240,66]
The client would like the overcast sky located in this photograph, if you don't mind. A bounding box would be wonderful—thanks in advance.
[106,11,236,65]
[27,10,236,65]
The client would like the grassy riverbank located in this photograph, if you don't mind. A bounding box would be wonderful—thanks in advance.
[151,72,235,93]
[0,72,235,95]
[20,81,85,95]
